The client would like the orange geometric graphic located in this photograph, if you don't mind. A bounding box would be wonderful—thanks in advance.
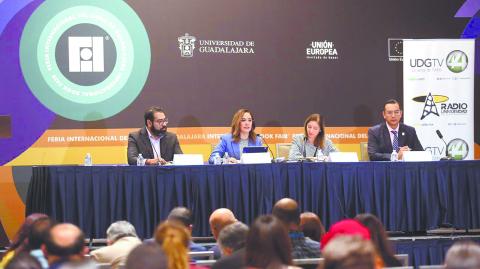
[0,166,25,239]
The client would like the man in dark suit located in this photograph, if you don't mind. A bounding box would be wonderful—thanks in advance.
[368,99,423,161]
[127,107,182,165]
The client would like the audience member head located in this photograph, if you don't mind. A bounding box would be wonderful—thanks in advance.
[322,235,376,269]
[6,213,49,255]
[43,223,87,264]
[5,252,42,269]
[154,221,190,269]
[245,215,292,269]
[26,217,52,251]
[230,108,256,142]
[300,212,325,242]
[382,99,402,129]
[355,213,398,266]
[105,220,138,245]
[321,219,370,250]
[126,243,167,269]
[445,241,480,269]
[167,207,193,231]
[218,222,249,256]
[272,198,300,231]
[303,113,326,148]
[209,208,237,239]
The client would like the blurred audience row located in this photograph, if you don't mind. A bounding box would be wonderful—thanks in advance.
[1,198,479,269]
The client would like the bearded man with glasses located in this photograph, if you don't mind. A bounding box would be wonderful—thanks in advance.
[127,106,182,165]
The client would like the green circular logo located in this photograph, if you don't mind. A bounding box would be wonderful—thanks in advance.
[20,1,151,121]
[446,50,468,73]
[447,138,469,160]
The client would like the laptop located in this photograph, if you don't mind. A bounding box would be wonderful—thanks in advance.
[173,154,204,165]
[242,146,269,153]
[328,152,359,162]
[403,151,432,162]
[241,146,271,164]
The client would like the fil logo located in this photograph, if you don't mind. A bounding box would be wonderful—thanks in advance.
[68,36,104,72]
[178,33,196,57]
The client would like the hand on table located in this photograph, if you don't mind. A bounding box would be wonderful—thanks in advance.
[146,158,167,165]
[398,146,411,160]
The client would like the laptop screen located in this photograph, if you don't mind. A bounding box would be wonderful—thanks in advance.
[242,146,268,153]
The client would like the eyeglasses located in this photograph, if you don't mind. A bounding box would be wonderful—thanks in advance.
[385,110,401,116]
[241,118,253,122]
[154,118,169,125]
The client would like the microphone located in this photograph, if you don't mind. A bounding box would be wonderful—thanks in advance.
[256,134,277,162]
[303,136,307,158]
[436,130,452,160]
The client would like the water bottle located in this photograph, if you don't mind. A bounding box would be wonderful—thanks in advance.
[223,152,230,164]
[390,150,398,162]
[213,153,221,165]
[137,154,145,166]
[84,153,92,166]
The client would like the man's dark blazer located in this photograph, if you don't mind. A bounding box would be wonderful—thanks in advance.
[127,127,182,165]
[367,122,423,161]
[211,248,245,269]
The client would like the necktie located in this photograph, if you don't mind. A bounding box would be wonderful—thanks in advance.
[391,130,399,152]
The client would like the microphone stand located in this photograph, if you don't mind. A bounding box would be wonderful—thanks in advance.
[257,134,283,163]
[303,136,307,159]
[436,130,453,161]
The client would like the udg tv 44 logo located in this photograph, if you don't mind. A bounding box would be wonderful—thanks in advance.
[409,50,468,73]
[68,36,104,72]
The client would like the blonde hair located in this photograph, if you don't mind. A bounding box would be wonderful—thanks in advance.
[154,221,190,269]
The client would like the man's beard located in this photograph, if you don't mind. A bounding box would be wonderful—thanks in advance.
[150,126,167,136]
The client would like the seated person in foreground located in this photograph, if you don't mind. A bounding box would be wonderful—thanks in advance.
[245,215,301,269]
[154,221,207,269]
[126,243,168,269]
[212,222,249,269]
[300,212,325,243]
[355,213,401,267]
[167,207,207,252]
[445,241,480,269]
[272,198,320,259]
[368,99,423,161]
[322,235,377,269]
[208,108,262,164]
[90,221,141,269]
[289,113,337,160]
[209,208,238,259]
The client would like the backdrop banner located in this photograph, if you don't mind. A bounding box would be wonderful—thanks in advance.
[403,39,475,160]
